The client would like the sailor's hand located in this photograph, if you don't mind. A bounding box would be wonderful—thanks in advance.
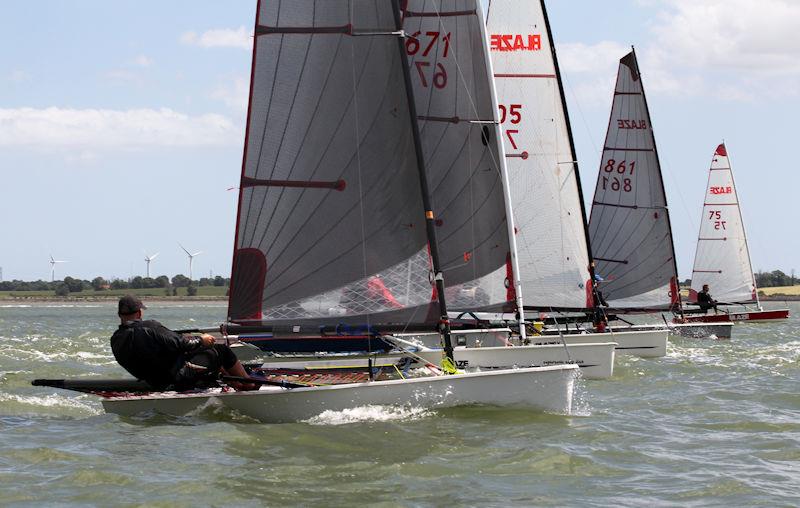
[199,334,216,348]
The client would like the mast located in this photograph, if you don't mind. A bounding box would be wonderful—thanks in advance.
[391,0,453,362]
[632,46,682,315]
[480,4,527,339]
[540,0,599,318]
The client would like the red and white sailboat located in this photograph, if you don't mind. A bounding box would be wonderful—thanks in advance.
[682,143,789,323]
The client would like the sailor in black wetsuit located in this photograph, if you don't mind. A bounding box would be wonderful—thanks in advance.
[110,295,256,391]
[697,284,718,314]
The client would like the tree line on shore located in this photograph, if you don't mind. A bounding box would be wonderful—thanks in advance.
[0,275,230,296]
[680,270,796,289]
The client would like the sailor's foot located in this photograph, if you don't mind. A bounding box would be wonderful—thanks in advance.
[228,380,259,391]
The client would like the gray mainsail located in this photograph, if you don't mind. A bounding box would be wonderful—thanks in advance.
[405,1,513,314]
[228,0,513,325]
[588,50,680,310]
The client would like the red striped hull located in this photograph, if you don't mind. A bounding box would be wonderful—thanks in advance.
[679,309,789,323]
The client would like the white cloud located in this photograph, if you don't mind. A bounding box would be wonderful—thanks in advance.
[558,0,800,104]
[651,0,800,75]
[133,55,153,67]
[181,26,251,50]
[211,75,250,111]
[8,69,31,82]
[0,107,241,149]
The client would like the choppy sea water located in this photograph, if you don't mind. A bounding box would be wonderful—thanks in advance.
[1,301,798,506]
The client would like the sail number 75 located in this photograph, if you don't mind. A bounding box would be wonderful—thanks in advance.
[708,210,726,230]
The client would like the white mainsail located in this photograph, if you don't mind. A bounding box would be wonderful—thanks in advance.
[689,143,758,305]
[486,0,594,311]
[588,50,680,311]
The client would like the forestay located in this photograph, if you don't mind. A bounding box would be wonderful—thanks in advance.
[486,0,593,310]
[588,51,679,310]
[689,144,758,305]
[228,0,513,326]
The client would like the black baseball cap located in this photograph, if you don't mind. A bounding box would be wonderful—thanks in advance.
[118,295,147,315]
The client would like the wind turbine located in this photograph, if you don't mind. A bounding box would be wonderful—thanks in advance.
[144,252,159,278]
[178,243,202,281]
[49,255,67,282]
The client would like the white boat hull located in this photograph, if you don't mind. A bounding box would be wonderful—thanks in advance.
[101,365,578,423]
[452,343,616,380]
[250,342,615,380]
[609,322,734,339]
[540,330,669,358]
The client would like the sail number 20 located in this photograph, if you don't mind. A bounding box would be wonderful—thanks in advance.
[601,159,634,192]
[407,32,450,89]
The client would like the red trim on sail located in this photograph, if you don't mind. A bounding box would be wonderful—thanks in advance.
[505,252,516,304]
[228,0,263,318]
[229,248,267,321]
[669,277,679,305]
[688,288,698,302]
[585,278,594,308]
[241,176,346,191]
[715,144,727,156]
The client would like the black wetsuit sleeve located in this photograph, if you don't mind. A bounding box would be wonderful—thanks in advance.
[144,320,207,354]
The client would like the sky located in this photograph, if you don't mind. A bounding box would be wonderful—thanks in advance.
[1,0,798,282]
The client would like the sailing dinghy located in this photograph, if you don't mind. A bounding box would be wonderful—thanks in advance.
[203,0,622,380]
[485,1,665,360]
[33,0,578,420]
[682,143,788,323]
[587,49,732,340]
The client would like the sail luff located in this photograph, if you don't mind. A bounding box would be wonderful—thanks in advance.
[391,0,453,361]
[539,0,597,312]
[631,47,682,314]
[227,0,263,323]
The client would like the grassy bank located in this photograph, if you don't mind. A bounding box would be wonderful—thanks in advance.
[758,285,800,298]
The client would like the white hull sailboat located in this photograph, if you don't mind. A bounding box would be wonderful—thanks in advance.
[34,1,578,418]
[682,143,788,324]
[102,365,577,422]
[587,49,728,340]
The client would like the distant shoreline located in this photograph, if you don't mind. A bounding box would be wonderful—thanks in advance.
[0,295,228,303]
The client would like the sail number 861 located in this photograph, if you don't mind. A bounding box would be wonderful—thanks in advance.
[601,159,634,192]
